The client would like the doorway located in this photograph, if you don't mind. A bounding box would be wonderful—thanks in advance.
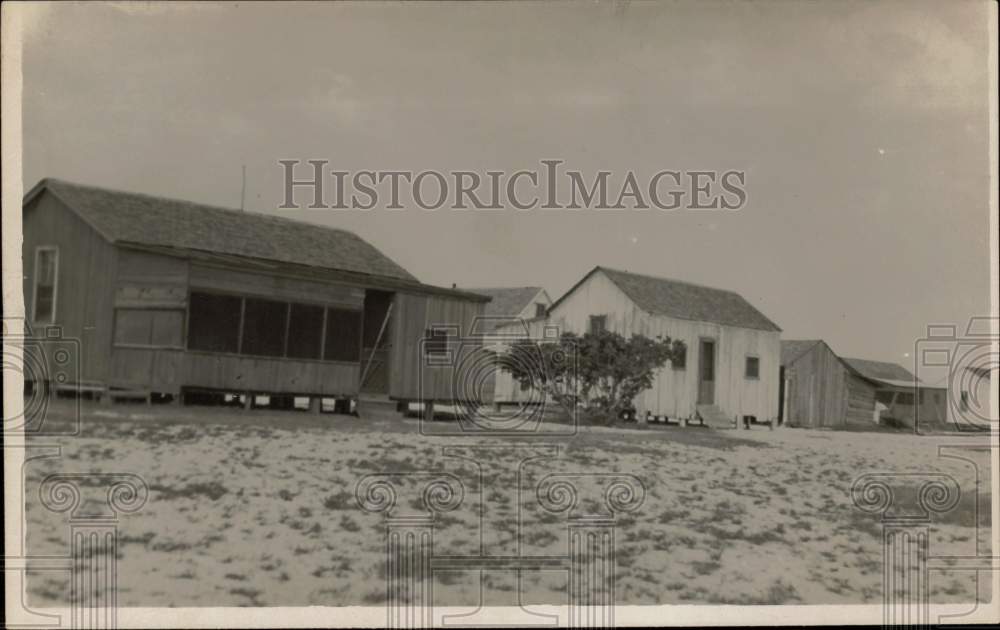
[697,338,716,405]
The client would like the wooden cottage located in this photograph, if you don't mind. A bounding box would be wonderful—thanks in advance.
[460,286,553,406]
[545,266,782,427]
[22,178,489,411]
[780,339,947,429]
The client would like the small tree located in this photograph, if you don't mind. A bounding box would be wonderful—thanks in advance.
[502,330,685,424]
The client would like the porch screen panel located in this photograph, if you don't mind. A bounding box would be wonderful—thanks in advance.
[242,298,288,357]
[188,292,241,353]
[286,303,324,360]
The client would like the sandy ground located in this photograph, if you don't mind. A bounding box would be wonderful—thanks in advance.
[21,400,993,608]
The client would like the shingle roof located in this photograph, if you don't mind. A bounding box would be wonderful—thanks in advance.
[463,287,544,318]
[30,178,417,283]
[842,357,919,383]
[573,267,781,332]
[781,340,823,366]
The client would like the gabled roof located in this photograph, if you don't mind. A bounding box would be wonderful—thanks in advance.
[842,357,920,385]
[551,266,781,332]
[462,286,545,318]
[25,178,417,283]
[780,339,823,366]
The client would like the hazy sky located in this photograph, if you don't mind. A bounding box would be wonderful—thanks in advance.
[18,1,993,377]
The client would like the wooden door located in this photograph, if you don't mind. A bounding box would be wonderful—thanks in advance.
[697,339,716,404]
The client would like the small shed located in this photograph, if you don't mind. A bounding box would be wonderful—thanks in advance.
[22,178,489,410]
[780,340,879,427]
[842,357,947,427]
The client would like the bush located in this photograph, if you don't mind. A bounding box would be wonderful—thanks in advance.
[503,330,684,425]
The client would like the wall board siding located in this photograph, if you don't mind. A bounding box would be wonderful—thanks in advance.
[783,342,848,428]
[23,191,118,384]
[109,348,358,395]
[189,264,364,308]
[546,269,780,421]
[389,292,486,400]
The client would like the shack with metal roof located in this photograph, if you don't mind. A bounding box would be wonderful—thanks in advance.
[22,178,489,411]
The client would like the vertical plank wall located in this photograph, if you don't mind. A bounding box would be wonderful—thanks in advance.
[23,191,118,384]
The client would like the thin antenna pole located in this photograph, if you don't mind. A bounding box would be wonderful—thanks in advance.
[240,165,246,211]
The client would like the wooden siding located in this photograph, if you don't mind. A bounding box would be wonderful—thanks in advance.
[389,292,486,400]
[845,375,877,425]
[108,348,357,396]
[188,263,364,308]
[783,342,847,428]
[546,269,781,421]
[23,191,118,383]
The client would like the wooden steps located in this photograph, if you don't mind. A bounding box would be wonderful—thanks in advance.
[696,404,733,429]
[355,394,403,422]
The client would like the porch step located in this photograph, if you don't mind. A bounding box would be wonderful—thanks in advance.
[356,395,403,422]
[696,404,733,429]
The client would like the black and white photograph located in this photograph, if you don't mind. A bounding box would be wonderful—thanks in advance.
[2,1,997,627]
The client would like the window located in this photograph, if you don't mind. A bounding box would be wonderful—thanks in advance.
[424,328,450,356]
[114,309,183,347]
[589,315,607,334]
[32,247,58,323]
[896,392,914,406]
[324,308,362,362]
[286,303,325,360]
[242,298,288,357]
[673,346,687,370]
[187,292,242,353]
[535,303,547,318]
[745,356,760,379]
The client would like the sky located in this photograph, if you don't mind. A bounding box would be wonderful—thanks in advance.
[16,1,994,379]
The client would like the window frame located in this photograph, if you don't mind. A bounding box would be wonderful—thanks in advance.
[589,314,608,335]
[112,307,186,350]
[31,246,59,324]
[744,355,760,380]
[672,345,687,371]
[184,289,364,364]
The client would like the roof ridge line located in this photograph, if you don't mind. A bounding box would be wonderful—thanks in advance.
[42,177,358,237]
[598,265,742,295]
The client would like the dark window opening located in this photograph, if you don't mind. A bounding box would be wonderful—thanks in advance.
[325,309,362,362]
[896,392,914,406]
[187,292,241,353]
[286,303,325,360]
[242,298,288,357]
[589,315,607,334]
[535,302,547,318]
[673,346,687,370]
[876,391,895,405]
[33,247,58,323]
[424,328,450,356]
[745,356,760,379]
